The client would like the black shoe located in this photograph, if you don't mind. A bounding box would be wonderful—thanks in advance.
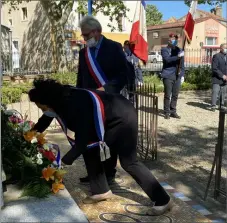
[164,114,170,119]
[80,176,115,185]
[170,113,181,119]
[80,176,90,183]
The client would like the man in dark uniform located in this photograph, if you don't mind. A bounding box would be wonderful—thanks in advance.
[211,43,227,111]
[161,33,185,119]
[29,78,172,215]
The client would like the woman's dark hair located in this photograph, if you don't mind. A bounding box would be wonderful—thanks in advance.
[28,78,65,107]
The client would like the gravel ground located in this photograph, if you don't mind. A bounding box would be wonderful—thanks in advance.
[145,90,226,220]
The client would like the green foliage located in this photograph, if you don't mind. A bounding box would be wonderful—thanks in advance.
[146,4,163,26]
[143,65,212,93]
[184,0,226,6]
[77,0,130,32]
[1,82,32,105]
[2,87,23,105]
[21,179,51,198]
[185,65,211,85]
[48,72,77,85]
[143,74,162,86]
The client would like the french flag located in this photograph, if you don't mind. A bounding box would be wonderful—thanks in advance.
[184,0,198,44]
[130,0,148,63]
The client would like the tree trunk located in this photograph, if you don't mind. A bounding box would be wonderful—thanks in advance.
[50,25,58,73]
[55,25,68,72]
[40,0,70,73]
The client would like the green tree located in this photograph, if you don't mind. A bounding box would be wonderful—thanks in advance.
[146,4,163,26]
[184,0,226,6]
[2,0,129,72]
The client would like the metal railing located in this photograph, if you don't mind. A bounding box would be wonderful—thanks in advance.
[125,84,158,161]
[2,48,218,75]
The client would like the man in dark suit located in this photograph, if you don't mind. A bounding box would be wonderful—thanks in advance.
[161,33,185,119]
[211,43,227,111]
[77,15,128,94]
[76,16,131,183]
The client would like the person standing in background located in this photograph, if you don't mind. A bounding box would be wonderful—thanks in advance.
[160,33,185,120]
[211,43,227,111]
[123,40,143,86]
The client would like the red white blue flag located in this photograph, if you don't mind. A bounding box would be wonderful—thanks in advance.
[130,0,148,63]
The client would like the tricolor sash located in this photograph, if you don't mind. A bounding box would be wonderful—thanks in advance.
[85,47,108,88]
[56,89,110,162]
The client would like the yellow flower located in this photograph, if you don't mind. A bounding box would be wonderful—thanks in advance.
[52,182,65,194]
[23,130,37,142]
[42,166,56,181]
[37,132,47,145]
[54,169,67,181]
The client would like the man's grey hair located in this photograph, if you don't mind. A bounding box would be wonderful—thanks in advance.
[79,15,102,32]
[220,43,227,48]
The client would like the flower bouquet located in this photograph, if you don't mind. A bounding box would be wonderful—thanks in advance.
[1,107,67,198]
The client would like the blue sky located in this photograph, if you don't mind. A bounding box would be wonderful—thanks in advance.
[146,1,227,20]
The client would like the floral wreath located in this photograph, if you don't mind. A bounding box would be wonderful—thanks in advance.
[2,106,67,198]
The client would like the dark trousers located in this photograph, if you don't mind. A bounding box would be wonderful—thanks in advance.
[211,84,227,106]
[163,78,181,114]
[83,118,170,206]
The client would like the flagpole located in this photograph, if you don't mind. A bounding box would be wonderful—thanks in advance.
[88,0,92,15]
[176,32,187,76]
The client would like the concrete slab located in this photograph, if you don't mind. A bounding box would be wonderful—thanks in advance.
[1,185,88,222]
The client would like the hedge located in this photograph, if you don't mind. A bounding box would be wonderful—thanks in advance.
[2,66,212,105]
[2,87,23,105]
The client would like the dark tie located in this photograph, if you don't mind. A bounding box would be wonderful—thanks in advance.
[90,47,96,58]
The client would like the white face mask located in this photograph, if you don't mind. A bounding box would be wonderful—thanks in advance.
[86,37,97,48]
[223,48,227,54]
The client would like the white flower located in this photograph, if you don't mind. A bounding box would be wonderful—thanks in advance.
[37,153,43,159]
[37,159,43,165]
[43,143,50,151]
[52,161,58,166]
[31,137,38,144]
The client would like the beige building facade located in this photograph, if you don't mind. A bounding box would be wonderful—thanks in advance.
[1,1,137,70]
[147,8,227,65]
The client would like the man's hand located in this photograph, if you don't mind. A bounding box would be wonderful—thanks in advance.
[181,76,185,84]
[178,51,184,58]
[223,75,227,81]
[97,87,105,91]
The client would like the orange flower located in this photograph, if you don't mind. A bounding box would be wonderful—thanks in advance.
[52,182,65,194]
[37,132,47,145]
[23,130,37,142]
[42,166,56,181]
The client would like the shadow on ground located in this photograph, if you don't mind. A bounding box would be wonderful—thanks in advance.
[186,101,211,110]
[143,124,226,220]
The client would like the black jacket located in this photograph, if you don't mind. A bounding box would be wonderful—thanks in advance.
[33,87,137,165]
[161,46,185,80]
[77,36,129,93]
[212,52,227,85]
